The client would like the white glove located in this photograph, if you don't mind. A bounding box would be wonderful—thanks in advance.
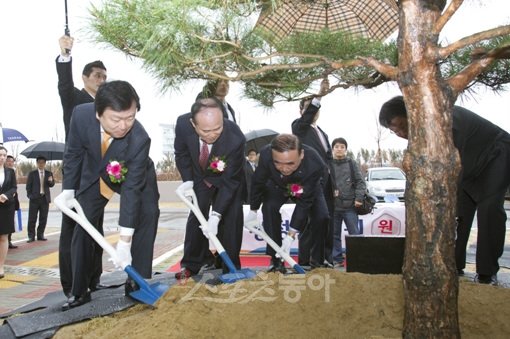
[206,213,220,238]
[176,181,193,196]
[244,210,258,228]
[114,239,132,269]
[276,234,294,258]
[54,189,75,210]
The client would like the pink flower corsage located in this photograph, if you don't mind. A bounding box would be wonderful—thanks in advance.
[106,160,128,184]
[287,183,303,198]
[208,156,227,173]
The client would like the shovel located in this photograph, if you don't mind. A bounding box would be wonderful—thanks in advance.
[175,186,256,283]
[54,197,169,306]
[244,220,306,274]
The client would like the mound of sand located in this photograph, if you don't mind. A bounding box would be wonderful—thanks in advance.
[54,270,510,338]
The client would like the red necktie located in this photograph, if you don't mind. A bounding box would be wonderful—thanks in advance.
[199,141,209,170]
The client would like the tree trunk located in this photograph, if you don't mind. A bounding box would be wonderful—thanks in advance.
[398,1,461,337]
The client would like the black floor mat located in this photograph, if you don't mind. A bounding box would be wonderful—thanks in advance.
[0,271,200,338]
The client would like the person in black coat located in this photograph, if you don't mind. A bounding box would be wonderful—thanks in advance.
[56,81,160,310]
[174,97,246,278]
[56,34,107,139]
[5,155,19,249]
[246,134,330,272]
[291,78,334,267]
[379,95,510,285]
[26,156,55,242]
[243,149,258,204]
[0,146,17,279]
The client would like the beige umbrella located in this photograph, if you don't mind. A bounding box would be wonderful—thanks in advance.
[256,0,399,41]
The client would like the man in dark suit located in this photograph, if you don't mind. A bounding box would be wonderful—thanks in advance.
[56,80,160,310]
[196,79,236,123]
[291,78,334,268]
[57,34,107,139]
[379,95,510,285]
[174,97,246,279]
[26,156,55,242]
[245,134,330,272]
[243,149,258,204]
[56,34,108,295]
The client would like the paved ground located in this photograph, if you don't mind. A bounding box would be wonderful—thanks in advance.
[1,200,510,316]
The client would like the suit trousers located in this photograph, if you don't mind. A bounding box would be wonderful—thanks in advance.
[27,195,49,239]
[180,181,244,274]
[299,178,334,265]
[71,185,108,297]
[262,185,329,265]
[59,212,103,295]
[131,184,160,278]
[455,187,507,276]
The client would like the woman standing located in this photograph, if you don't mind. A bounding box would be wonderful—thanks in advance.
[0,146,17,279]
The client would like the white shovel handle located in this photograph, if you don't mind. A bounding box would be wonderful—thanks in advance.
[55,197,120,267]
[244,221,300,268]
[175,187,225,253]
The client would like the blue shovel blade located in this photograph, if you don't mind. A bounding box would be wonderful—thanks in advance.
[129,282,169,306]
[219,268,257,284]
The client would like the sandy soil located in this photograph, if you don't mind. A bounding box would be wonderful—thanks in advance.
[53,269,510,338]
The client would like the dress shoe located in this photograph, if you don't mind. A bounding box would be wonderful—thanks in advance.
[323,260,334,269]
[90,283,108,291]
[37,237,48,241]
[27,238,35,243]
[125,278,140,296]
[175,267,196,280]
[0,273,4,279]
[267,259,287,274]
[333,261,345,269]
[474,274,498,286]
[457,269,465,276]
[61,292,91,311]
[8,243,18,249]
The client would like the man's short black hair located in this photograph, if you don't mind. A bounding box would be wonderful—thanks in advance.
[379,96,407,128]
[36,155,47,162]
[82,60,107,77]
[331,137,348,149]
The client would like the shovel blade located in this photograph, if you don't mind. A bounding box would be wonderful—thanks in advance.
[219,268,257,284]
[129,282,169,306]
[124,265,169,306]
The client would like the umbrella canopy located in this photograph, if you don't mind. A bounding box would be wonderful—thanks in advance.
[245,129,279,155]
[20,141,65,161]
[256,0,399,41]
[2,128,29,143]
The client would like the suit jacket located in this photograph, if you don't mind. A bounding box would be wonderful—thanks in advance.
[56,57,95,137]
[63,102,153,228]
[452,106,510,200]
[291,100,332,161]
[174,112,245,215]
[26,169,55,203]
[250,144,327,231]
[0,167,17,204]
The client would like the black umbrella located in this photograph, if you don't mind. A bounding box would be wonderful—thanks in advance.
[244,129,278,155]
[20,141,65,161]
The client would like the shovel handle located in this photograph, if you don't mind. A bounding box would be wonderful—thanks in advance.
[175,187,237,273]
[55,198,119,266]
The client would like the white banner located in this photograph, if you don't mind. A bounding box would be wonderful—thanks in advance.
[241,202,406,254]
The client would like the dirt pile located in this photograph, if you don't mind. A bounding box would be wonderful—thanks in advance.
[54,269,510,338]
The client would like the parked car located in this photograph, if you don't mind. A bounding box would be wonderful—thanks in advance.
[365,167,406,202]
